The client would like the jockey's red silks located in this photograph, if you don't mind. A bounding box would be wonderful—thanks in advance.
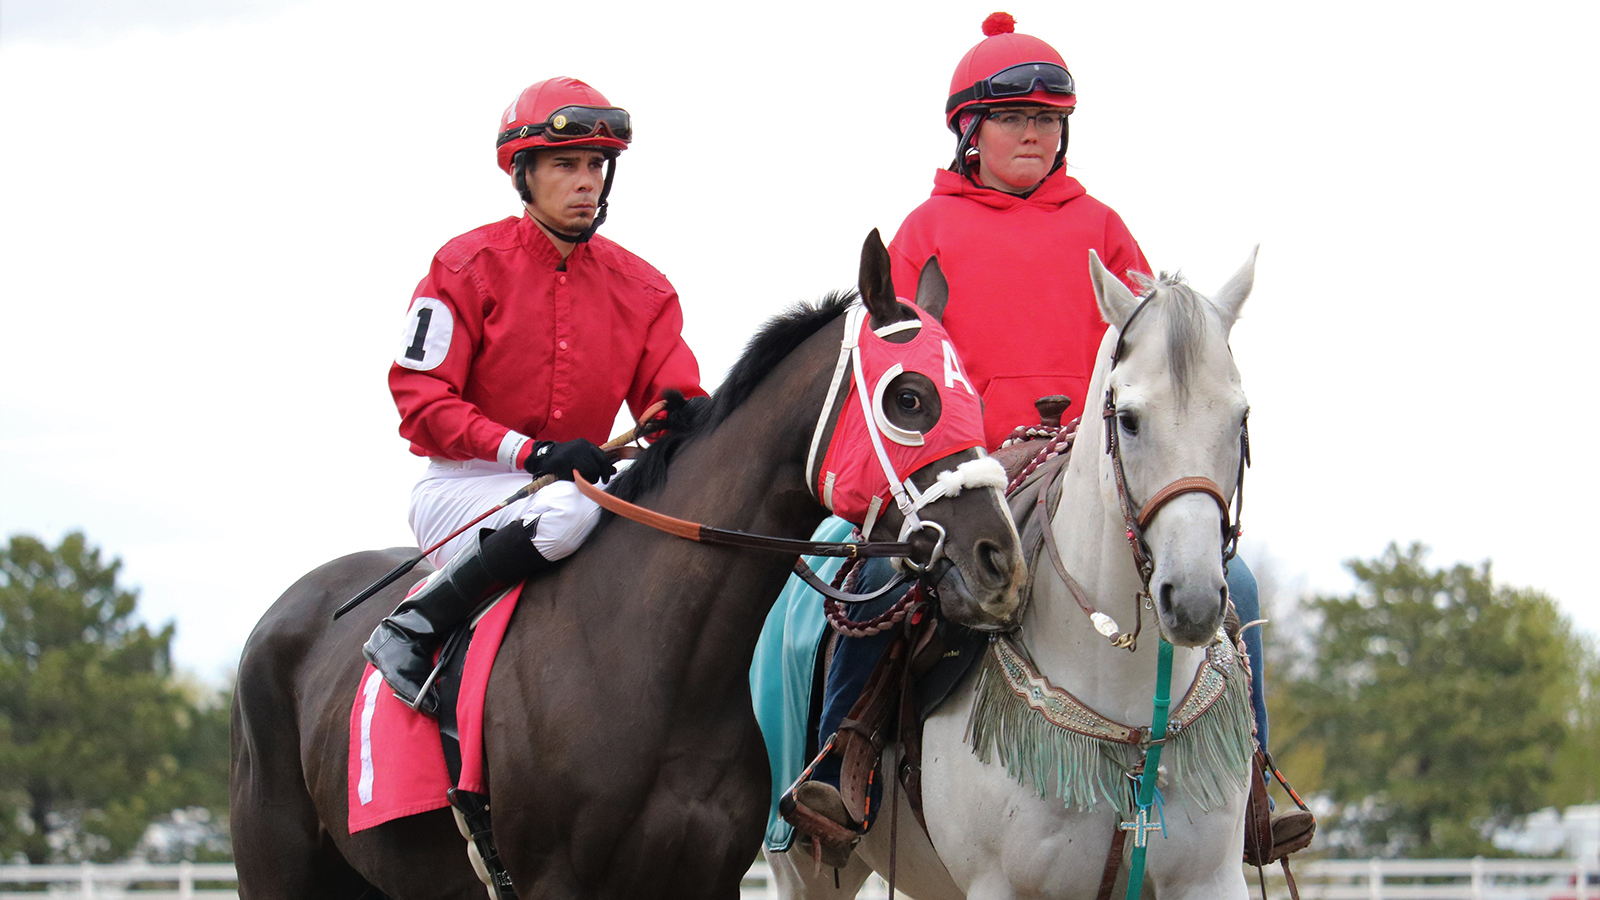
[812,302,986,531]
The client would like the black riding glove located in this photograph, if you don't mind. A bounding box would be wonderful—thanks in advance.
[524,438,615,483]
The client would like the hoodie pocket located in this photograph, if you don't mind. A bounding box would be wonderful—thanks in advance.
[980,373,1090,448]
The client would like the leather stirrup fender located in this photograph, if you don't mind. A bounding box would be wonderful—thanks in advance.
[838,636,909,825]
[1243,750,1275,866]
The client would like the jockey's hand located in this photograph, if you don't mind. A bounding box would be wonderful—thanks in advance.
[674,395,713,431]
[526,438,615,484]
[640,389,712,441]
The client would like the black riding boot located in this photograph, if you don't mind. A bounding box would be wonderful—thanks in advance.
[363,518,548,715]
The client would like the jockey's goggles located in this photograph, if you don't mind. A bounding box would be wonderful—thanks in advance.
[496,105,633,147]
[945,62,1076,115]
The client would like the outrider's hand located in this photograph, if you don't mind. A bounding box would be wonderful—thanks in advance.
[525,438,615,483]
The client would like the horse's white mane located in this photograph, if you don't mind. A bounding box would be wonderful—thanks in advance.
[1123,270,1231,405]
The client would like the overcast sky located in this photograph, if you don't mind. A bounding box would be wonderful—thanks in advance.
[2,0,1595,680]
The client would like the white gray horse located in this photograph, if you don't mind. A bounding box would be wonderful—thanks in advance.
[767,248,1261,900]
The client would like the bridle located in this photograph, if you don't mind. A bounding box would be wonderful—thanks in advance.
[804,301,1002,572]
[1036,288,1251,651]
[1103,289,1250,591]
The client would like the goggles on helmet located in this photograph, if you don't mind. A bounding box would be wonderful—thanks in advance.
[945,62,1075,116]
[497,105,633,149]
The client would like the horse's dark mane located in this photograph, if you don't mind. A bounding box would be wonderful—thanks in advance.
[607,290,857,504]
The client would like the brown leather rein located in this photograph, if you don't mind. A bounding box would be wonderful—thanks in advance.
[572,475,920,604]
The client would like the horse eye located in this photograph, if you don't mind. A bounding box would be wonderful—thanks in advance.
[1118,412,1139,435]
[896,390,922,412]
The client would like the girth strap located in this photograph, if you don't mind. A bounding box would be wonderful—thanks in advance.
[447,788,515,899]
[1096,822,1128,900]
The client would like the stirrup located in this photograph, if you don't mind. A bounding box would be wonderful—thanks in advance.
[782,782,862,870]
[1270,808,1316,858]
[777,738,863,869]
[400,636,455,716]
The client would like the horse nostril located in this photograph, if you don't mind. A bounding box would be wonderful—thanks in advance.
[977,539,1009,589]
[1219,585,1228,615]
[1159,583,1175,618]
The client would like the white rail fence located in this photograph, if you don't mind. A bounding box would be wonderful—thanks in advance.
[0,863,237,899]
[1254,858,1596,900]
[0,858,1591,899]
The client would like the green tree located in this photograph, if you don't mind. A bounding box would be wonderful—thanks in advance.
[0,532,228,863]
[1546,635,1599,806]
[1285,542,1577,857]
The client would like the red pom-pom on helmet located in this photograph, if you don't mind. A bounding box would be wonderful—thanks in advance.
[982,12,1016,36]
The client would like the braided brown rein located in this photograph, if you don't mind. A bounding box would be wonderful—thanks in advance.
[822,560,926,638]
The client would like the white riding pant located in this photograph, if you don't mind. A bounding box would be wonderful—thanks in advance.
[408,458,606,568]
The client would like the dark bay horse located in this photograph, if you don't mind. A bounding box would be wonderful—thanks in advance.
[230,233,1026,899]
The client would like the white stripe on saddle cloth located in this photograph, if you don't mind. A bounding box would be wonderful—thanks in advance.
[358,670,383,805]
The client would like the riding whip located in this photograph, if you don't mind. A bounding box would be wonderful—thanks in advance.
[333,401,665,620]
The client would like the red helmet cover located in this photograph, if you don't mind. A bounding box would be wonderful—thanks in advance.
[815,304,986,526]
[946,14,1077,129]
[497,76,629,174]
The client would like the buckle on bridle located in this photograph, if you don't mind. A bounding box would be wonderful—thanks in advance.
[901,520,947,575]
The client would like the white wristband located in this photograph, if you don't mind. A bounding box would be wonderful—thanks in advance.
[497,432,531,470]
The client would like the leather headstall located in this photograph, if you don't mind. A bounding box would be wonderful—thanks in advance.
[1101,290,1250,590]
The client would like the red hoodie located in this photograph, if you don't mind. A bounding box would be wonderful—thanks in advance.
[888,168,1150,448]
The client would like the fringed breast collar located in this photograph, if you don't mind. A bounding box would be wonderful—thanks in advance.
[965,632,1255,815]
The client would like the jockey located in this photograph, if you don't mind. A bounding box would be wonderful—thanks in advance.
[785,13,1310,864]
[366,76,707,716]
[889,10,1147,448]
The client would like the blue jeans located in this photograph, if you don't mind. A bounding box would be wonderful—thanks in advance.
[1227,557,1268,753]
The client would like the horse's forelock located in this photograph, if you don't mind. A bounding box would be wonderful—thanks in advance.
[608,291,855,504]
[1126,271,1223,406]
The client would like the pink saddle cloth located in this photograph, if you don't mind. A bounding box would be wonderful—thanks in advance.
[346,582,522,833]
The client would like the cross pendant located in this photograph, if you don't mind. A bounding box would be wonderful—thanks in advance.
[1119,807,1163,848]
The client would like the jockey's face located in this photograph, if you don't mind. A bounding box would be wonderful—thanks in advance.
[524,148,608,236]
[975,106,1059,193]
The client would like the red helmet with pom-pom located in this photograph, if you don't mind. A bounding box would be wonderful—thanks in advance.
[945,12,1076,134]
[495,76,631,175]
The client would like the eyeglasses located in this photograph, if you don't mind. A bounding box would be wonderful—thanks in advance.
[986,110,1067,135]
[946,62,1076,115]
[496,105,632,147]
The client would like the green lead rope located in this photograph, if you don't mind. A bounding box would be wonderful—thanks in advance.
[1124,638,1175,900]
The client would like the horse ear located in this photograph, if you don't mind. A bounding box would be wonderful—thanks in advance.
[1089,249,1141,328]
[858,228,907,329]
[913,256,949,322]
[1211,245,1258,331]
